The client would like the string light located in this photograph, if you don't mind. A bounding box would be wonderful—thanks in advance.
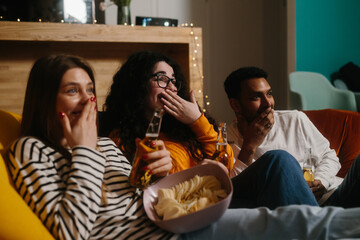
[180,22,210,112]
[1,15,101,24]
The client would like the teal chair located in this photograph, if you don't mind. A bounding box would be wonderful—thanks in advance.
[333,79,360,112]
[289,71,357,112]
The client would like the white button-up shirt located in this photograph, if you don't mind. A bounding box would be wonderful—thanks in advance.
[227,110,343,204]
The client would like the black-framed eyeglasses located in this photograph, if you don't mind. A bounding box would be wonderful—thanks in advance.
[152,73,181,91]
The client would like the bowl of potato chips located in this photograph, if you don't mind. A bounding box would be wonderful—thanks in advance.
[143,163,233,234]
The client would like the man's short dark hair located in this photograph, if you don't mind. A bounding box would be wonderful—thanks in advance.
[224,66,268,99]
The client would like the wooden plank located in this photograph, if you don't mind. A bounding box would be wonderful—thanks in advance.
[0,21,201,43]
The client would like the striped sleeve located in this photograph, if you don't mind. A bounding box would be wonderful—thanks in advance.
[8,137,106,240]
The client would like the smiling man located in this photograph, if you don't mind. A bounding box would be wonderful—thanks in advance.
[224,66,360,208]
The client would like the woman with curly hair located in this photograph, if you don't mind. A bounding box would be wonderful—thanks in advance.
[100,50,234,174]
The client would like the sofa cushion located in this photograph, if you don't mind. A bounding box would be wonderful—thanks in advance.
[303,109,360,178]
[0,110,22,186]
[0,110,22,153]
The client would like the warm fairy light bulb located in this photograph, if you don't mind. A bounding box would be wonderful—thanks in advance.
[192,57,196,60]
[38,18,42,22]
[17,18,20,22]
[201,75,204,79]
[190,23,194,27]
[206,102,210,106]
[193,63,197,67]
[185,23,188,27]
[198,90,202,93]
[131,24,135,27]
[195,36,198,40]
[190,31,194,35]
[197,43,200,47]
[181,23,184,27]
[205,95,208,98]
[61,19,64,23]
[203,109,207,113]
[194,50,198,53]
[94,19,97,23]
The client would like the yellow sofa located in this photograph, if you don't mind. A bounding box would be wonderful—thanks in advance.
[0,109,53,240]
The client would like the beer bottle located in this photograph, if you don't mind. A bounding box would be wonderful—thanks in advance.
[129,108,164,188]
[211,122,232,172]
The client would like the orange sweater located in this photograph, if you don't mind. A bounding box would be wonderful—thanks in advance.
[110,114,234,174]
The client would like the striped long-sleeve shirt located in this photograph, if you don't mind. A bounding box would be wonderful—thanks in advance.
[8,136,176,240]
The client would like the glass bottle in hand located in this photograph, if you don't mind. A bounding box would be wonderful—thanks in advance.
[303,148,315,183]
[129,108,164,188]
[211,122,232,172]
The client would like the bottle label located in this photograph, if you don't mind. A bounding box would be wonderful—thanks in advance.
[129,139,157,188]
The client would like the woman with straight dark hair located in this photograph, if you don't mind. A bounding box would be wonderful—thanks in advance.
[21,55,97,159]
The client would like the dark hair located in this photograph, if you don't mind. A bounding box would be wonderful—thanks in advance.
[101,51,210,163]
[224,66,268,99]
[21,54,95,158]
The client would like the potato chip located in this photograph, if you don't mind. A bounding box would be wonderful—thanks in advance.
[154,175,227,220]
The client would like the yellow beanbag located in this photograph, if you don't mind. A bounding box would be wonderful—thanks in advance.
[0,155,54,240]
[0,109,53,240]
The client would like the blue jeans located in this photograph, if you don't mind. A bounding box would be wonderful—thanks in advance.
[180,205,360,239]
[229,150,318,209]
[324,154,360,208]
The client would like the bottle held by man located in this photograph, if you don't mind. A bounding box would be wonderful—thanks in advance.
[129,109,164,188]
[303,148,315,183]
[212,122,232,172]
